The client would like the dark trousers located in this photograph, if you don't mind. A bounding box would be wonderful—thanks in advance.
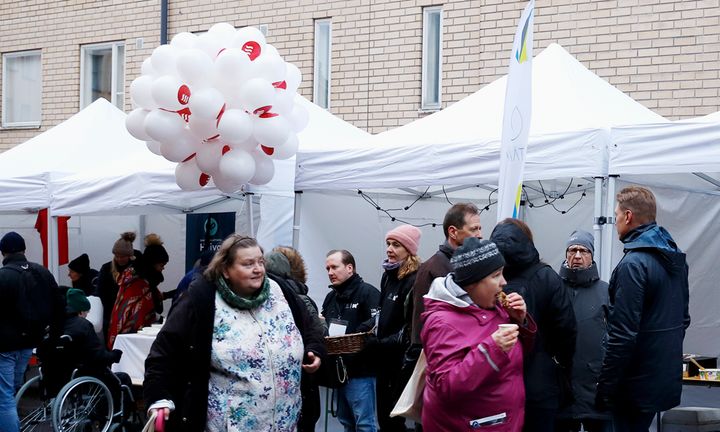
[376,368,406,432]
[298,375,321,432]
[556,418,612,432]
[524,406,558,432]
[611,410,654,432]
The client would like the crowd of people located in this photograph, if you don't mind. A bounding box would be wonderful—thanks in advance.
[0,185,690,432]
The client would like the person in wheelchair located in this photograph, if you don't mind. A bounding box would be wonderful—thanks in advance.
[62,288,132,410]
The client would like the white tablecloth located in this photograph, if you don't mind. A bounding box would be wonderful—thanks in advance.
[111,333,156,386]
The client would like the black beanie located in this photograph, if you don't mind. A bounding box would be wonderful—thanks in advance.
[0,232,26,254]
[68,253,91,274]
[451,237,506,287]
[143,234,169,266]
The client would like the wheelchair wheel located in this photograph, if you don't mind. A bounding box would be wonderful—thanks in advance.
[52,376,113,432]
[15,375,54,431]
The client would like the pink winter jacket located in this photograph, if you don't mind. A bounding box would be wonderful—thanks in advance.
[420,276,536,432]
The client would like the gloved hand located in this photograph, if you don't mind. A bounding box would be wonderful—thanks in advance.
[110,349,123,364]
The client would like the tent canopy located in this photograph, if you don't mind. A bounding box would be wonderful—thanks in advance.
[49,96,370,216]
[296,43,666,191]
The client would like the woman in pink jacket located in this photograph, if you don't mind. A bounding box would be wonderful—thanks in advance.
[421,237,536,431]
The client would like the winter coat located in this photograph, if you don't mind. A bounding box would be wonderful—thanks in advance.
[421,275,536,432]
[596,222,690,413]
[106,266,161,349]
[63,313,118,371]
[144,275,326,432]
[410,242,453,345]
[97,259,134,340]
[72,268,99,296]
[557,262,610,420]
[376,268,417,369]
[490,223,577,410]
[321,273,381,377]
[0,253,65,352]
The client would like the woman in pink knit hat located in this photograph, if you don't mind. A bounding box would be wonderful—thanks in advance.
[375,224,422,431]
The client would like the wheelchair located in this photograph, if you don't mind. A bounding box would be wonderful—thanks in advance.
[15,335,142,432]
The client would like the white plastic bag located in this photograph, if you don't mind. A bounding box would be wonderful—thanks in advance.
[390,350,426,423]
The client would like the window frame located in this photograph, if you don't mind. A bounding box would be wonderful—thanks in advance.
[79,41,125,110]
[421,6,443,111]
[313,18,332,109]
[1,50,42,128]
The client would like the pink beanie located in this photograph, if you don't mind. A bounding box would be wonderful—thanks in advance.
[386,224,422,256]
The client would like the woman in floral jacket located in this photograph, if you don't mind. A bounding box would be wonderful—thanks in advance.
[144,235,325,432]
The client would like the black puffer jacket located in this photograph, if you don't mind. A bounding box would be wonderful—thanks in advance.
[490,223,577,410]
[376,268,417,368]
[0,253,65,352]
[144,276,326,432]
[321,273,381,377]
[597,223,690,413]
[557,262,610,420]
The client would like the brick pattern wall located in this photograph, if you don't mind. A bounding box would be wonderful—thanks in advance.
[1,0,718,150]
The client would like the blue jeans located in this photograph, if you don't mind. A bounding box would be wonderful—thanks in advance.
[0,349,32,432]
[337,376,378,432]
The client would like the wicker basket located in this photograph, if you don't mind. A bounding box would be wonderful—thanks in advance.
[325,331,371,355]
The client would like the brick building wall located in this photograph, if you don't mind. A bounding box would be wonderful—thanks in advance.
[1,0,718,151]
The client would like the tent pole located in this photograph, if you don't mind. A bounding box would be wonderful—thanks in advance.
[246,193,255,237]
[601,176,617,281]
[48,211,59,280]
[292,191,303,249]
[593,176,604,273]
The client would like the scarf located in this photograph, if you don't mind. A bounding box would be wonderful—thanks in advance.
[216,275,270,310]
[382,259,403,271]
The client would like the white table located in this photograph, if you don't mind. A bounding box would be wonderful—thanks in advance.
[111,333,157,386]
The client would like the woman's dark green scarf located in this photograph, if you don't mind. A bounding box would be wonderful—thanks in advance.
[216,276,270,310]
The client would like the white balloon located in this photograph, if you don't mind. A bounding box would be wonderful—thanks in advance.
[146,140,163,156]
[218,149,256,186]
[238,78,276,113]
[209,22,237,39]
[269,134,299,160]
[249,151,275,185]
[151,75,190,111]
[130,75,158,110]
[272,91,295,116]
[150,45,179,76]
[188,87,225,119]
[211,173,245,194]
[235,137,259,152]
[196,140,226,174]
[160,130,199,163]
[170,32,198,50]
[214,48,252,83]
[188,114,220,141]
[141,58,157,77]
[175,158,210,191]
[218,109,253,144]
[176,49,213,86]
[233,26,266,48]
[285,63,302,93]
[253,115,290,148]
[253,51,286,83]
[126,108,152,141]
[144,109,187,143]
[288,104,309,132]
[196,32,225,59]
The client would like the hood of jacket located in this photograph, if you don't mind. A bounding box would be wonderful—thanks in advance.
[490,222,540,279]
[424,274,474,310]
[622,222,686,275]
[559,261,600,287]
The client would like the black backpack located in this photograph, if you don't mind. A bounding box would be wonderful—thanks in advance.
[3,262,54,345]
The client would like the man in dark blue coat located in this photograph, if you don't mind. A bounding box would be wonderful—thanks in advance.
[596,186,690,432]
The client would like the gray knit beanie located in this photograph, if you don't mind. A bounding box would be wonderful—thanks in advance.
[566,230,594,257]
[112,232,136,257]
[451,237,506,287]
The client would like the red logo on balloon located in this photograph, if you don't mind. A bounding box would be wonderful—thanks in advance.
[253,106,279,118]
[177,85,191,105]
[182,153,197,163]
[272,81,287,90]
[242,41,261,61]
[176,107,191,122]
[222,145,232,155]
[199,173,210,187]
[216,104,227,127]
[261,145,274,156]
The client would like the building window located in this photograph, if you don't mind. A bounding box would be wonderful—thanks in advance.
[2,51,41,128]
[80,42,125,109]
[314,19,331,109]
[422,6,442,111]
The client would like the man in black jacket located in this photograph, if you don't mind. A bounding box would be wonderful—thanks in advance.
[556,230,611,432]
[0,232,64,432]
[597,186,690,432]
[322,249,381,432]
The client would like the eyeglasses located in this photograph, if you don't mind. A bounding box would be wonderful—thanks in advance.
[567,247,591,257]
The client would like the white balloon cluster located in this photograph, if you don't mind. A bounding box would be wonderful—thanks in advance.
[125,23,309,192]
